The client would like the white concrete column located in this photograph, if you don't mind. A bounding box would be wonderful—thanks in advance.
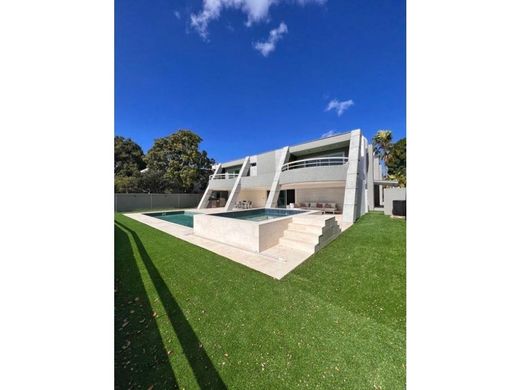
[265,146,290,208]
[367,144,375,211]
[342,129,362,223]
[197,163,221,209]
[225,157,250,211]
[374,157,382,180]
[359,136,368,217]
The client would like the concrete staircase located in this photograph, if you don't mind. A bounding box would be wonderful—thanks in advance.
[278,214,342,255]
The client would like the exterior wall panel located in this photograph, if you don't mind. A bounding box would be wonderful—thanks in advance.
[279,165,348,185]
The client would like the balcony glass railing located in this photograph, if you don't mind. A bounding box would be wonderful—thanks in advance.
[281,157,349,172]
[211,173,239,180]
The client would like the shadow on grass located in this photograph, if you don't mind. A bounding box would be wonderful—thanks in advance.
[115,224,179,389]
[116,221,227,389]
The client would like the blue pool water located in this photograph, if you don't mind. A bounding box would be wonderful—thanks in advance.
[145,211,198,228]
[213,208,305,222]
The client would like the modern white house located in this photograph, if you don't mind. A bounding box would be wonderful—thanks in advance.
[126,129,401,278]
[197,129,394,223]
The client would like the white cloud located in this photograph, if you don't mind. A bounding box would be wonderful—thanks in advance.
[174,11,181,19]
[325,99,354,116]
[253,22,288,56]
[321,130,346,138]
[190,0,325,38]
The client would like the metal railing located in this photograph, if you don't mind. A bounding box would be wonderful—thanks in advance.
[281,157,349,171]
[211,173,239,180]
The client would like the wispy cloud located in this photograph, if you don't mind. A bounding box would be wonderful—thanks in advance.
[253,22,288,57]
[321,130,346,139]
[174,11,181,20]
[325,99,354,116]
[190,0,326,39]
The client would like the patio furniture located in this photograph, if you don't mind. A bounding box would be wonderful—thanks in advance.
[295,201,338,214]
[323,203,338,214]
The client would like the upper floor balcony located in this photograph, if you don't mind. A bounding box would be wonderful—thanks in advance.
[211,173,239,180]
[207,172,239,190]
[279,157,349,185]
[281,157,348,171]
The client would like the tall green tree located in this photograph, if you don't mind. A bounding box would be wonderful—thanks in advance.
[114,176,141,193]
[145,130,214,192]
[387,138,406,186]
[137,169,167,193]
[372,130,393,165]
[114,136,146,177]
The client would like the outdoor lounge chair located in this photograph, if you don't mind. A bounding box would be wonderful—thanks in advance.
[323,203,337,214]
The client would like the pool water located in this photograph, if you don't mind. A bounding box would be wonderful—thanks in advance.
[146,211,198,228]
[213,208,305,222]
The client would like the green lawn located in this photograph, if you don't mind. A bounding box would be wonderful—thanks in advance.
[115,212,406,389]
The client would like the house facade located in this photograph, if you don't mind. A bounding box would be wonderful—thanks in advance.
[197,129,391,223]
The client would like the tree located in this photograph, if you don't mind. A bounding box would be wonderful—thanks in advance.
[138,169,167,193]
[387,138,406,186]
[114,176,141,193]
[372,130,393,165]
[114,136,146,177]
[145,130,215,193]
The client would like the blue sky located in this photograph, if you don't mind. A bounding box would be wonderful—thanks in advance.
[115,0,405,163]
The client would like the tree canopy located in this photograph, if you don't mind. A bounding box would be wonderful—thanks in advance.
[372,130,406,187]
[387,138,406,186]
[114,136,146,177]
[145,130,214,193]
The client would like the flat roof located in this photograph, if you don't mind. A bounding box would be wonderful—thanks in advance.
[217,129,358,167]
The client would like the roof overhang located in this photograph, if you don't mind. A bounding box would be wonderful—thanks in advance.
[374,180,399,186]
[289,132,352,156]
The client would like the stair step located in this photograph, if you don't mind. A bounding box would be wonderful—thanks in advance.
[318,228,341,247]
[291,216,335,227]
[287,222,323,234]
[283,229,320,244]
[278,237,316,254]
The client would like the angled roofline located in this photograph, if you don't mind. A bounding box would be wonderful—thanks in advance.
[216,129,359,167]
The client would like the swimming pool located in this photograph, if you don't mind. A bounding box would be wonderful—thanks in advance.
[212,208,305,222]
[146,211,198,228]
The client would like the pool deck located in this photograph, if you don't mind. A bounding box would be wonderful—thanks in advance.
[124,208,352,280]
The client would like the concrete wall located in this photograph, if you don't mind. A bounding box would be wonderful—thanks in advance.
[256,150,278,175]
[115,193,203,212]
[279,164,348,185]
[193,213,293,252]
[383,188,406,216]
[240,173,273,189]
[289,132,351,154]
[207,178,236,191]
[359,136,369,217]
[236,190,268,208]
[258,218,292,251]
[295,188,345,211]
[289,147,347,161]
[343,130,362,222]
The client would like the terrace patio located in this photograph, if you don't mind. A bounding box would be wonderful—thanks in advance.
[125,207,351,279]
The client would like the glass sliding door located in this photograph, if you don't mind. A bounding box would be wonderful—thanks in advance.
[277,190,287,208]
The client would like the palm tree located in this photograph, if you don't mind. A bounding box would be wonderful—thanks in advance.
[372,130,393,165]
